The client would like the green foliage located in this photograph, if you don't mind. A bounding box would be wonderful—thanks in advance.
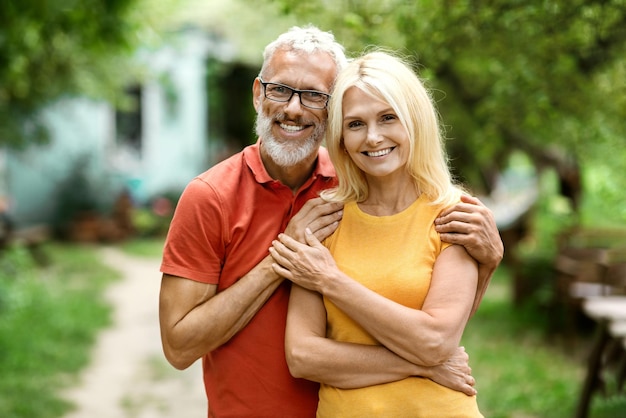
[262,0,626,223]
[0,0,180,148]
[131,191,179,238]
[581,164,626,226]
[131,207,173,238]
[0,243,119,417]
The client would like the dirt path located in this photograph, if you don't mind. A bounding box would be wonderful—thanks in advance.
[62,247,207,418]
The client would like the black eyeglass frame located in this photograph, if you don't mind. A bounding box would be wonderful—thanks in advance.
[258,78,331,110]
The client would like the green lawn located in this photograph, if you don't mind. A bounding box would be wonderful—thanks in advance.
[0,243,120,418]
[1,238,625,417]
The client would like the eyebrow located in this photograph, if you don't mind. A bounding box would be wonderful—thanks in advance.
[343,106,395,119]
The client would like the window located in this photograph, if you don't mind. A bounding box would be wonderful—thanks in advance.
[115,85,142,151]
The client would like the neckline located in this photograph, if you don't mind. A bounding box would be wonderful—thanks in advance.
[352,194,425,219]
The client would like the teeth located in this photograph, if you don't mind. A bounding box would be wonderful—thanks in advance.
[280,123,304,132]
[367,148,392,157]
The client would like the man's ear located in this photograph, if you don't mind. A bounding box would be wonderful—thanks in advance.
[252,78,262,112]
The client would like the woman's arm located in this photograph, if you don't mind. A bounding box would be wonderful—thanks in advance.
[284,284,477,395]
[435,194,504,315]
[272,230,478,366]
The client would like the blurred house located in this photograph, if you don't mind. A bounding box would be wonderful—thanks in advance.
[1,28,236,236]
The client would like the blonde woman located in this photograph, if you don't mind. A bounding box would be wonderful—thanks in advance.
[270,51,483,417]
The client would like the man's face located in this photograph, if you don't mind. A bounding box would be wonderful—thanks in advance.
[253,49,337,167]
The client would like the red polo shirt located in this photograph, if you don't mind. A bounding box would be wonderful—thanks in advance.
[161,141,336,417]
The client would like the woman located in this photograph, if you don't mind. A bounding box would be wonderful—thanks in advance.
[270,50,482,417]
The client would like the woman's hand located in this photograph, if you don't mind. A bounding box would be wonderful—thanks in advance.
[270,228,339,293]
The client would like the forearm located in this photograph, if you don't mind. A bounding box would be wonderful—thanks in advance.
[285,285,430,388]
[322,276,454,366]
[478,259,497,279]
[320,250,476,366]
[161,256,283,369]
[288,336,476,395]
[469,258,499,317]
[287,338,427,389]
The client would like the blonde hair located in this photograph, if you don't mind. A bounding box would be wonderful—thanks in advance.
[322,50,463,206]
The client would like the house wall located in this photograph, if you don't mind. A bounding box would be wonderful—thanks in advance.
[7,99,114,226]
[138,29,215,201]
[6,28,228,228]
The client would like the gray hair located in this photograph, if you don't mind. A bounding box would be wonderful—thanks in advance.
[259,25,348,79]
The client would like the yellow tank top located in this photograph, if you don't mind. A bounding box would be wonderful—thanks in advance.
[318,196,482,418]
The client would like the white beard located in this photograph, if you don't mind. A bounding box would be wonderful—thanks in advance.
[255,110,326,167]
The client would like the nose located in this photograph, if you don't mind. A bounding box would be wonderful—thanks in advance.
[284,92,305,116]
[366,126,383,145]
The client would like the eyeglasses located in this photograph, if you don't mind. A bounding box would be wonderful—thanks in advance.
[258,78,331,110]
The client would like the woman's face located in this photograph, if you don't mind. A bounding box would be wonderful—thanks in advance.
[341,87,411,180]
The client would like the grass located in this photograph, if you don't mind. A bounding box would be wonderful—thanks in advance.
[119,237,165,258]
[0,243,120,418]
[463,266,582,417]
[1,237,625,417]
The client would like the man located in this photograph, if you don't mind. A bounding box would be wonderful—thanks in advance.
[159,25,503,418]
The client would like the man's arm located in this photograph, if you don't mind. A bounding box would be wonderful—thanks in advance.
[435,194,504,314]
[159,256,282,370]
[158,198,343,370]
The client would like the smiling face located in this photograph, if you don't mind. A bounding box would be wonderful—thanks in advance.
[253,48,337,168]
[341,87,412,182]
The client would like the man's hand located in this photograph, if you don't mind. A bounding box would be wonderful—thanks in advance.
[284,197,343,243]
[435,194,504,314]
[435,194,503,267]
[427,346,476,396]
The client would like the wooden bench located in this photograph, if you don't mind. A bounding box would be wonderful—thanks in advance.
[576,296,626,417]
[567,246,626,417]
[553,247,612,335]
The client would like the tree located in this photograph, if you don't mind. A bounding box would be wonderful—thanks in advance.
[0,0,178,148]
[265,0,626,222]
